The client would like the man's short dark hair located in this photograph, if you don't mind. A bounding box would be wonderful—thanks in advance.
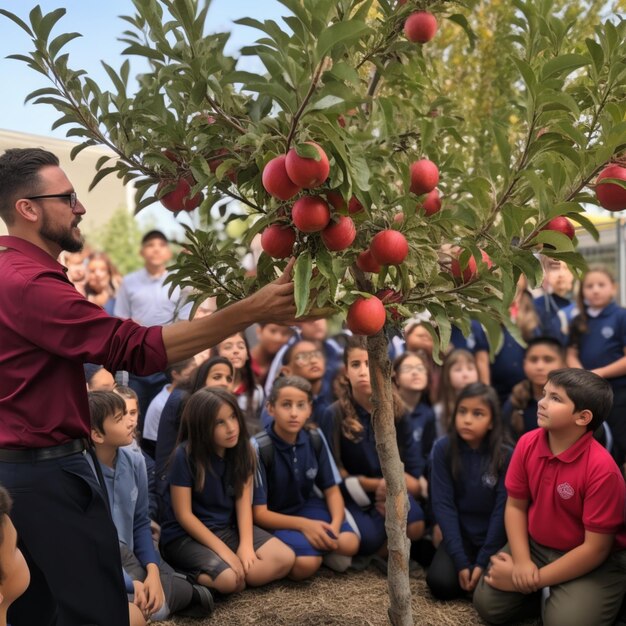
[0,148,59,226]
[141,230,169,245]
[547,368,613,432]
[88,390,127,434]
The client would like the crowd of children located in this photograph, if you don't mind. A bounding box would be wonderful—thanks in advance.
[6,233,626,626]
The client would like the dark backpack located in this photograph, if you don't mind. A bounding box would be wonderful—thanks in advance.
[254,428,323,473]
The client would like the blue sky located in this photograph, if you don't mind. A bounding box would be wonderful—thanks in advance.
[0,1,287,233]
[0,0,285,137]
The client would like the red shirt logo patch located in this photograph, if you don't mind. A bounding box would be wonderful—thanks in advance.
[557,482,575,499]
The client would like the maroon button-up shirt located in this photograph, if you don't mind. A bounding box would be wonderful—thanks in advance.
[0,236,168,449]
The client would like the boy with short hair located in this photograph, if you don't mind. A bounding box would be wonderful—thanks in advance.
[89,391,213,621]
[473,368,626,626]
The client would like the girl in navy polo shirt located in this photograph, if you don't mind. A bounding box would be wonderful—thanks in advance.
[252,376,359,580]
[427,383,511,601]
[159,388,294,595]
[568,266,626,465]
[392,350,436,477]
[322,336,425,556]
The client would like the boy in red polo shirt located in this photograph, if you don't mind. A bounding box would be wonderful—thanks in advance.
[473,368,626,626]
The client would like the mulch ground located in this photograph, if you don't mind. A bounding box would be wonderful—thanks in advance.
[159,564,540,626]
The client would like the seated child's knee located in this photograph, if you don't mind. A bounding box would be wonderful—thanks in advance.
[289,556,322,581]
[214,568,243,594]
[338,532,360,556]
[407,520,425,541]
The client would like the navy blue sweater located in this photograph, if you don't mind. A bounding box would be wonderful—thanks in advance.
[430,436,511,571]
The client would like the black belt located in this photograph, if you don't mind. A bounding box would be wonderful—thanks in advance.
[0,438,88,463]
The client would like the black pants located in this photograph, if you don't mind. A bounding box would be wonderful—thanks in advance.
[2,452,129,626]
[426,541,479,601]
[120,544,193,616]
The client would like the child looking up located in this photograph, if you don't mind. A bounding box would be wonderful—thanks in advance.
[503,337,566,440]
[392,351,436,475]
[474,369,626,626]
[159,388,294,595]
[252,376,359,579]
[89,391,213,621]
[435,349,480,437]
[427,383,511,600]
[249,324,293,386]
[212,332,264,433]
[567,266,626,465]
[322,336,425,556]
[0,486,29,626]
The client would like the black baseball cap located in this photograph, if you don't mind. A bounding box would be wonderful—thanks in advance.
[141,230,169,245]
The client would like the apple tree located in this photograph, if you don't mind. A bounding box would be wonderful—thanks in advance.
[4,1,626,623]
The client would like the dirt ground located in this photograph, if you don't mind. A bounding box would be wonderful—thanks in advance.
[159,564,540,626]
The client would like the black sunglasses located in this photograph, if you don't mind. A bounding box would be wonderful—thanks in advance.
[26,192,78,209]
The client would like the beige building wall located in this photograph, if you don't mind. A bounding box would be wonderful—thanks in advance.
[0,129,134,236]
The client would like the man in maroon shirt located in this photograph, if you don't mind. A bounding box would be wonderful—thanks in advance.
[0,148,300,626]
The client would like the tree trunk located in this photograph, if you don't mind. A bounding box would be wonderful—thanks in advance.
[367,331,414,626]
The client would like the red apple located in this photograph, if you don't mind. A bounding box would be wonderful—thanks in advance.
[348,196,364,214]
[421,189,442,216]
[410,159,439,195]
[285,142,330,188]
[157,176,203,212]
[370,230,409,265]
[208,148,237,183]
[404,12,438,44]
[262,155,301,201]
[356,250,381,273]
[162,149,183,165]
[346,296,387,336]
[595,164,626,212]
[260,224,297,258]
[291,196,331,232]
[326,191,347,211]
[450,249,493,283]
[321,216,356,251]
[542,216,575,240]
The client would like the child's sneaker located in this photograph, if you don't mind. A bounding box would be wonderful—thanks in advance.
[176,584,214,618]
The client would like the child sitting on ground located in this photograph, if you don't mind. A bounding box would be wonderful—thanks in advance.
[473,369,626,626]
[159,388,295,595]
[428,383,511,600]
[89,391,213,621]
[252,376,359,579]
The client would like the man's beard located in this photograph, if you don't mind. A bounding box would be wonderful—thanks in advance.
[40,212,84,253]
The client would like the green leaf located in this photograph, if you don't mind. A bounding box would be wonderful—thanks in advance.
[528,229,575,252]
[540,54,588,81]
[315,20,370,60]
[447,14,477,50]
[294,251,313,317]
[585,38,604,75]
[512,57,537,96]
[49,32,81,59]
[0,9,34,35]
[294,143,321,160]
[307,95,345,112]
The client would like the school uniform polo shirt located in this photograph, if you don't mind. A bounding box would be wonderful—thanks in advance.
[575,302,626,389]
[338,403,422,483]
[431,437,511,571]
[407,401,436,476]
[160,443,236,546]
[0,236,167,449]
[506,428,626,552]
[252,426,340,514]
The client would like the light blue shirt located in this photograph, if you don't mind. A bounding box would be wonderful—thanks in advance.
[114,268,192,326]
[142,384,172,441]
[99,446,158,568]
